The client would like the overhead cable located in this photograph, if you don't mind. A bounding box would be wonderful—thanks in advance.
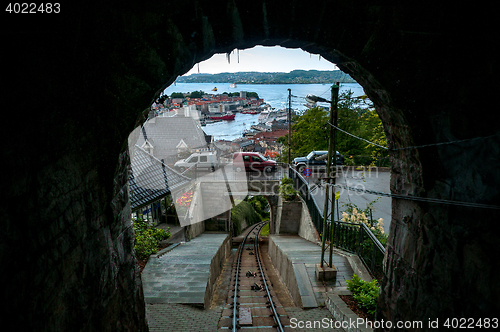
[328,122,388,150]
[328,122,500,152]
[332,183,500,210]
[389,133,500,151]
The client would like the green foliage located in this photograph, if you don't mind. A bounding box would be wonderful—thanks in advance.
[279,90,388,166]
[231,200,261,235]
[341,199,387,246]
[281,106,329,161]
[188,90,205,98]
[346,274,379,316]
[133,219,171,261]
[170,92,185,98]
[279,176,298,201]
[246,91,259,99]
[246,196,270,219]
[260,222,270,236]
[336,91,388,166]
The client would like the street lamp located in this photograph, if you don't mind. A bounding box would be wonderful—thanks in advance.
[307,83,340,270]
[305,94,330,104]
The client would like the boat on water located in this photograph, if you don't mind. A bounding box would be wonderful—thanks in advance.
[230,83,237,88]
[211,87,217,91]
[241,109,260,114]
[207,112,235,121]
[258,108,287,124]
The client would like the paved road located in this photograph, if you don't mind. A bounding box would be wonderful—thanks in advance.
[300,167,392,234]
[187,164,392,234]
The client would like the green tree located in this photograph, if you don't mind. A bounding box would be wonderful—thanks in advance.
[360,110,388,166]
[278,106,329,161]
[188,90,205,98]
[246,196,270,219]
[170,92,184,98]
[278,90,387,165]
[246,92,259,99]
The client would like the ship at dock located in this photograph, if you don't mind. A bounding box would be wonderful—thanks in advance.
[207,112,235,121]
[257,106,288,124]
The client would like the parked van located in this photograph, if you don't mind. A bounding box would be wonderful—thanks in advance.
[232,152,277,173]
[174,151,218,172]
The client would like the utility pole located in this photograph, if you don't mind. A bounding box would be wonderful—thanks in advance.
[320,83,339,268]
[329,83,339,268]
[306,84,340,269]
[287,88,292,165]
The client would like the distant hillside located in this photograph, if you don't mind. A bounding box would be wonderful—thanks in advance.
[177,70,356,84]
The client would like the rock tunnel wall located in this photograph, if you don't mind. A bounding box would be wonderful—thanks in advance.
[2,1,498,330]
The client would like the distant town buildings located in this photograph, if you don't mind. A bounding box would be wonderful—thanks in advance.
[143,91,286,165]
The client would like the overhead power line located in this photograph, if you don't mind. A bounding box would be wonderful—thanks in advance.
[333,183,500,210]
[329,123,388,150]
[328,122,500,152]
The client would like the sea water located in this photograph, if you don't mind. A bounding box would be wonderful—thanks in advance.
[163,82,364,140]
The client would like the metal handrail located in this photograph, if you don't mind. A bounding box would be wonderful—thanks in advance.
[288,166,324,233]
[288,164,385,279]
[360,223,385,253]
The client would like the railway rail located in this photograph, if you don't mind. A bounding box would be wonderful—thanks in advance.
[219,221,290,331]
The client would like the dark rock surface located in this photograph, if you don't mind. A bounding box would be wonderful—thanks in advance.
[2,2,498,331]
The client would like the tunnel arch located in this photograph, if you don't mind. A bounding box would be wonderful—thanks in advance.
[127,5,498,324]
[3,2,498,331]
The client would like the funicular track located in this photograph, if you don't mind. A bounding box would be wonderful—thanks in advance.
[219,222,289,331]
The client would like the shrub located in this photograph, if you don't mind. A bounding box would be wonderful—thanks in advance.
[279,176,298,201]
[246,196,270,219]
[231,200,261,235]
[346,274,379,316]
[133,219,170,261]
[341,200,387,246]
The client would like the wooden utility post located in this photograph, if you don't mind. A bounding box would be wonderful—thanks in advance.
[320,83,339,268]
[329,82,339,268]
[287,88,292,165]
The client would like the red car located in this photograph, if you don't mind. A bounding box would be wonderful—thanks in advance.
[233,152,277,173]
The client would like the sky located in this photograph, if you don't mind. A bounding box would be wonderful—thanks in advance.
[183,46,338,75]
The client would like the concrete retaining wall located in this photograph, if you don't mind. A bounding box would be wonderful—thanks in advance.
[204,234,231,308]
[268,237,303,307]
[275,196,302,234]
[325,294,373,332]
[274,196,321,244]
[297,196,322,243]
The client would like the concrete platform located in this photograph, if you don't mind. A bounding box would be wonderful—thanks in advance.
[268,235,355,308]
[142,233,230,307]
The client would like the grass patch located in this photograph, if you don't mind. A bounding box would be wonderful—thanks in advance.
[260,222,270,236]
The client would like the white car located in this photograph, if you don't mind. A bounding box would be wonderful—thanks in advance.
[174,152,219,172]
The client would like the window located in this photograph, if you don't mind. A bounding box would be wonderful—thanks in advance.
[200,156,207,162]
[243,156,251,162]
[252,156,262,162]
[189,156,198,163]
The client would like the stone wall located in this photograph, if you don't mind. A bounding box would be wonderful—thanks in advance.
[204,235,231,308]
[274,195,321,245]
[297,197,322,244]
[2,1,498,330]
[275,196,303,234]
[268,236,303,308]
